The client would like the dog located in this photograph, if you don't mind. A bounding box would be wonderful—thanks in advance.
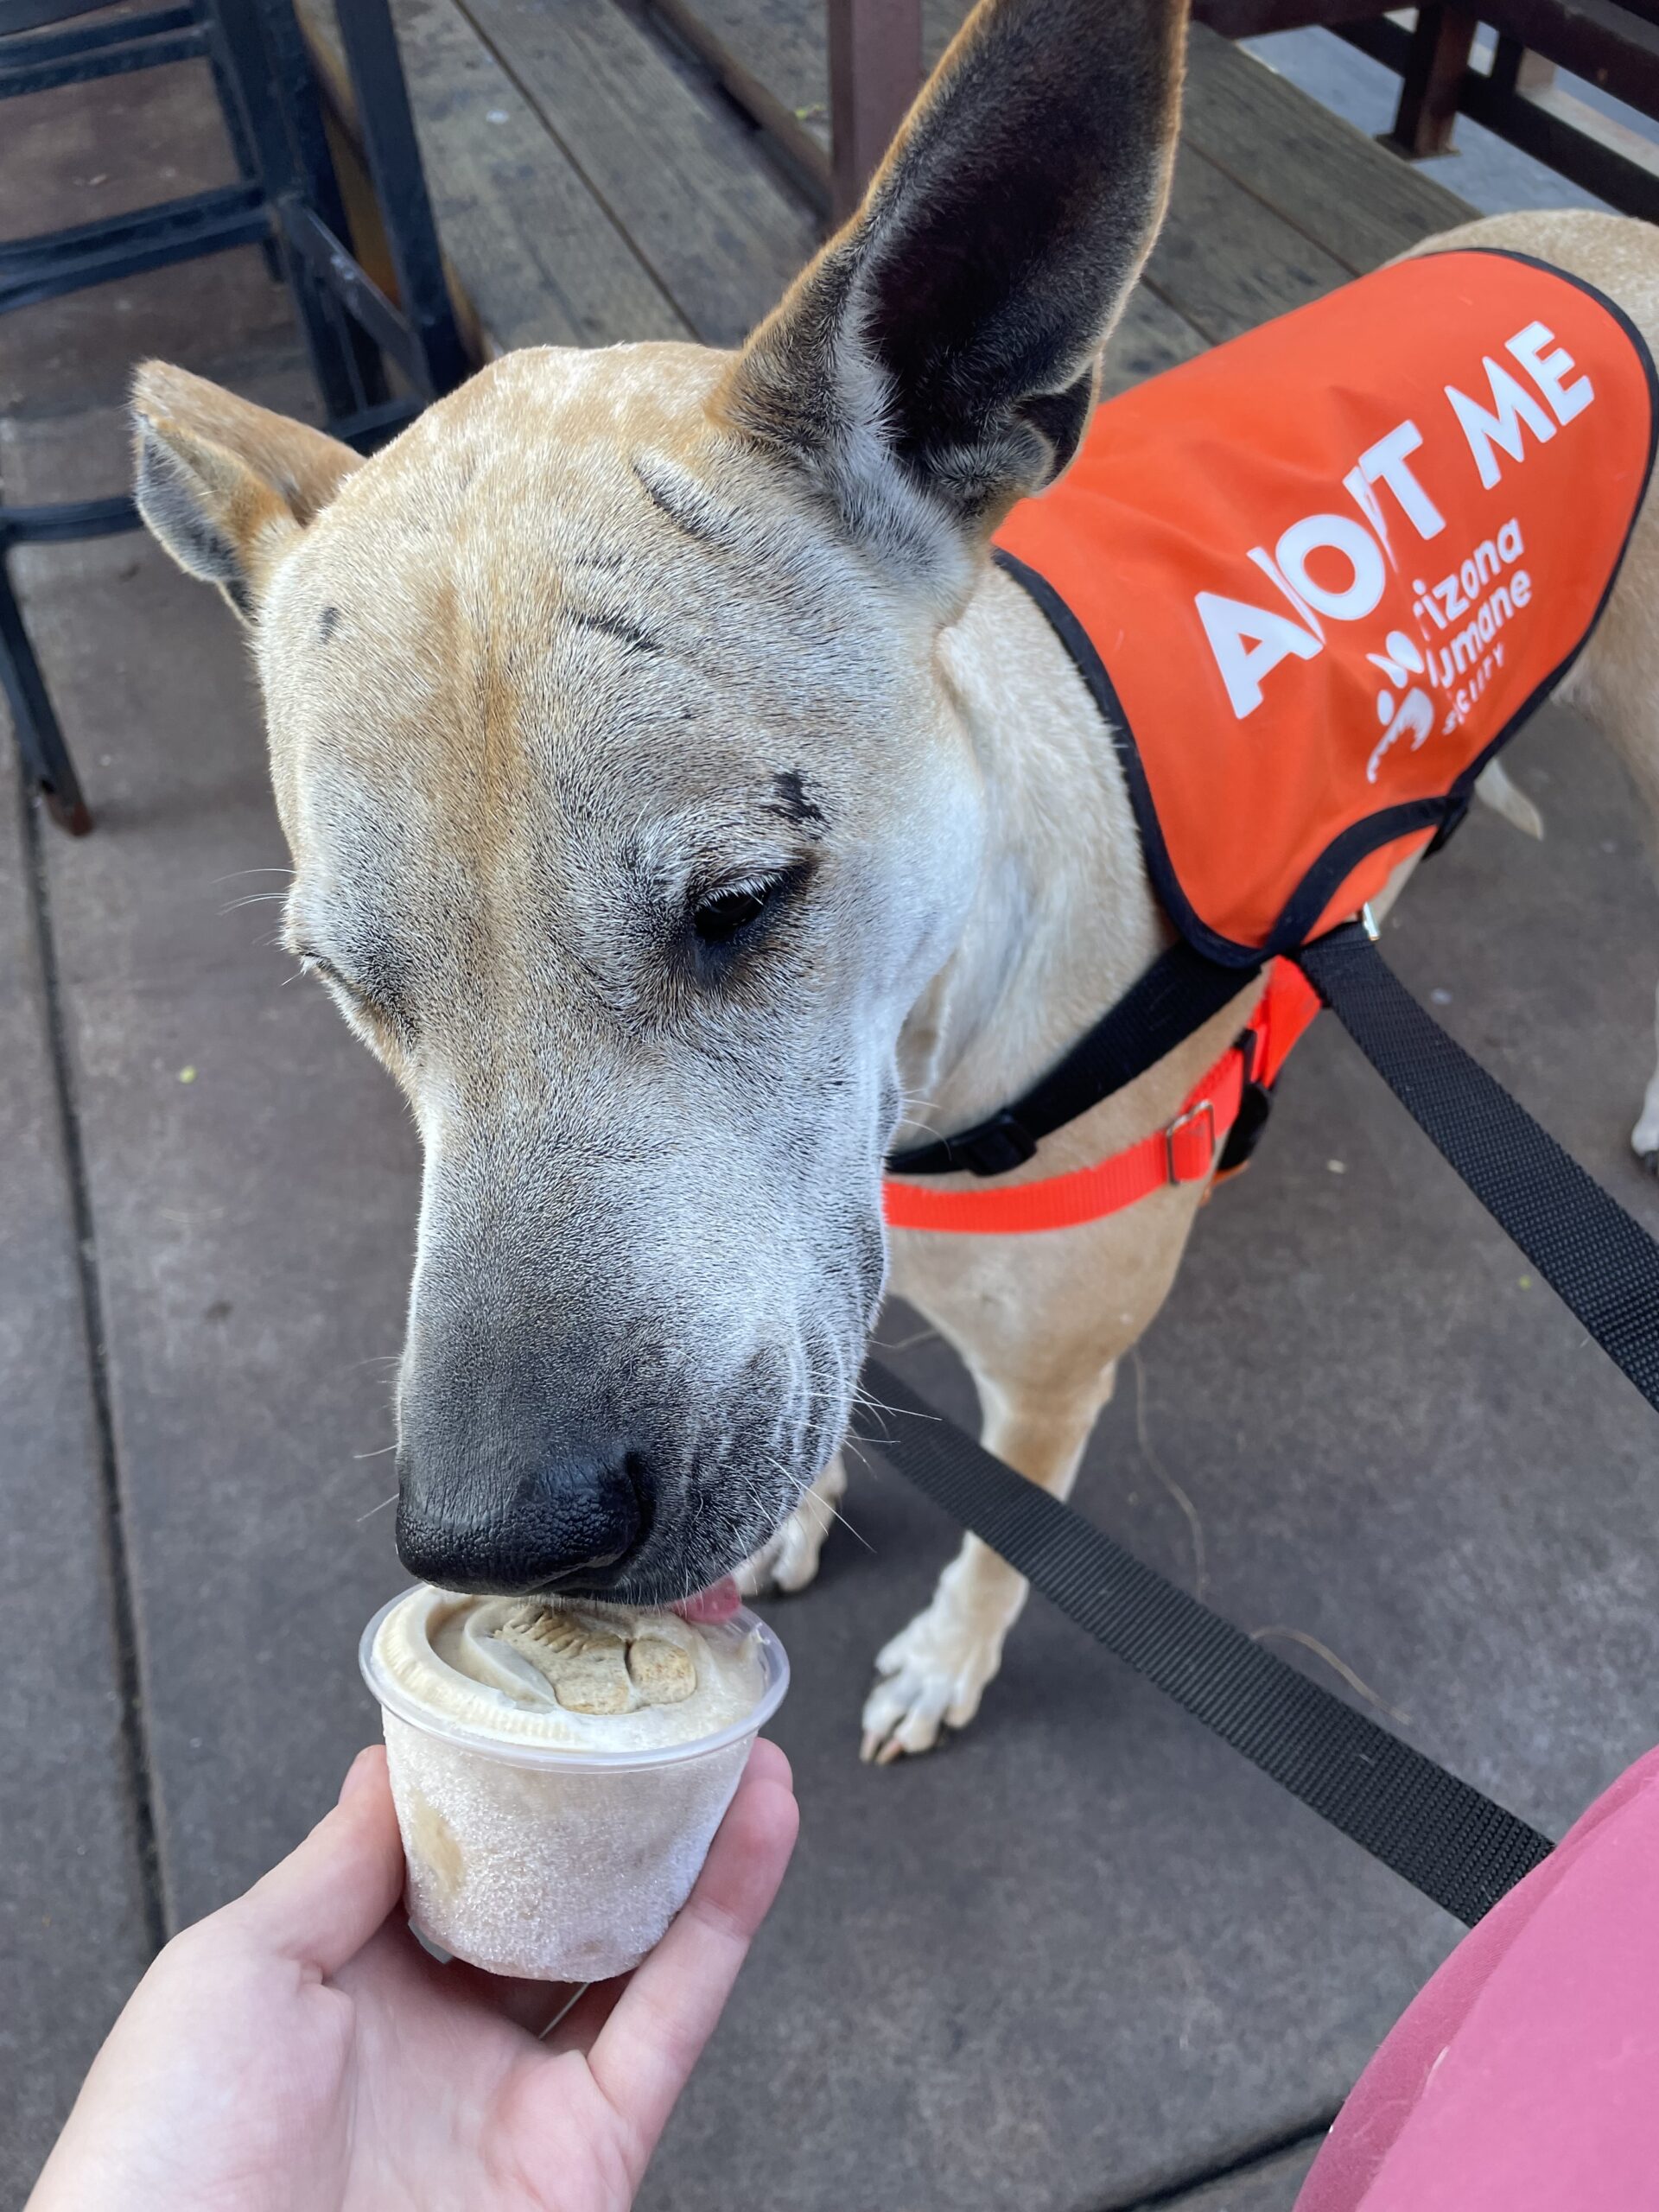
[129,0,1659,1763]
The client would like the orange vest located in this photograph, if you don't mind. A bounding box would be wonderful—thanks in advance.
[995,249,1656,962]
[883,251,1655,1235]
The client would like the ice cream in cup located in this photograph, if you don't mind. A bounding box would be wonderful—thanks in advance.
[360,1585,789,1981]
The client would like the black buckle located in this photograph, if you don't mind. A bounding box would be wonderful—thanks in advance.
[1217,1080,1274,1174]
[957,1111,1039,1178]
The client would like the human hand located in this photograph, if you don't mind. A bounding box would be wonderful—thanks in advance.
[29,1738,798,2212]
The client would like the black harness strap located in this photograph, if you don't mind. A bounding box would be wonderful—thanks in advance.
[1296,925,1659,1416]
[855,1357,1554,1926]
[886,940,1261,1179]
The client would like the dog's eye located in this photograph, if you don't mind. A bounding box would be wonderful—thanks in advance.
[692,875,785,948]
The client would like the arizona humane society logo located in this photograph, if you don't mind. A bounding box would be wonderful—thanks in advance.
[1197,318,1588,782]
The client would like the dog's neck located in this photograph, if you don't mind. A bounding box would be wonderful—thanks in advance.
[893,563,1168,1149]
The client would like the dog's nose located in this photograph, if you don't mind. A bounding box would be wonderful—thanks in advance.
[395,1451,643,1595]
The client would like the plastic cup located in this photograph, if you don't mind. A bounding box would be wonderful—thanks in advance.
[359,1588,789,1982]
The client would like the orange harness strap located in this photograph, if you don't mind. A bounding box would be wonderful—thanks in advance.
[883,960,1321,1236]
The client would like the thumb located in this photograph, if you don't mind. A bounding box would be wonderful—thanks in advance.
[228,1745,406,1974]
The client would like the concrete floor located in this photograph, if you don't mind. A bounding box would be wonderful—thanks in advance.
[9,35,1659,2212]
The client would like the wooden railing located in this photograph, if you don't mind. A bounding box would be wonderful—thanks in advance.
[811,0,1659,226]
[1341,8,1659,220]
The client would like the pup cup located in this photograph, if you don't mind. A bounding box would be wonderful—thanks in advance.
[360,1586,789,1982]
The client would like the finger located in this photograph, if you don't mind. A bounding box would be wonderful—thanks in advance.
[583,1739,798,2154]
[229,1745,406,1974]
[743,1736,793,1794]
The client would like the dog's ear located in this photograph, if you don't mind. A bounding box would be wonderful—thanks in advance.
[130,362,363,620]
[720,0,1185,583]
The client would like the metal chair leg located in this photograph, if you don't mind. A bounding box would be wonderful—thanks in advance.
[0,555,92,835]
[210,0,390,423]
[194,0,281,280]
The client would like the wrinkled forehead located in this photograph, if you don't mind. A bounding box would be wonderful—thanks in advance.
[256,341,899,868]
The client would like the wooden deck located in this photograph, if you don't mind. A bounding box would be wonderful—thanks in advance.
[297,0,1477,389]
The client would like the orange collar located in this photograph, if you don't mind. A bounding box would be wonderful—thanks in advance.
[883,959,1320,1235]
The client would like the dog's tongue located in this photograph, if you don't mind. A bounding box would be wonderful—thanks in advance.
[673,1576,742,1624]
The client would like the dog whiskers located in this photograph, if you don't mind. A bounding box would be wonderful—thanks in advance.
[759,1441,874,1556]
[356,1491,398,1522]
[220,892,293,913]
[849,1382,938,1427]
[878,1323,941,1353]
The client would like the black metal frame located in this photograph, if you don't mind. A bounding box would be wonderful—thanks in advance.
[0,0,473,833]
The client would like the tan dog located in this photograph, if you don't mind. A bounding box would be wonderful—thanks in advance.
[130,0,1659,1762]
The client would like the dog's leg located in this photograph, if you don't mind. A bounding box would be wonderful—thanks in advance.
[1634,987,1659,1173]
[737,1452,849,1596]
[1558,670,1659,1170]
[860,1362,1116,1762]
[1473,758,1544,841]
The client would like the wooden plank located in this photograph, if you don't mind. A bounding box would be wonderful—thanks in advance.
[644,0,967,205]
[649,0,831,194]
[1144,136,1354,343]
[1099,282,1210,397]
[454,0,819,345]
[651,0,825,132]
[643,3,1471,283]
[1182,22,1473,273]
[296,0,688,353]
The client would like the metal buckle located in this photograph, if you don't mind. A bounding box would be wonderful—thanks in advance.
[1165,1097,1217,1185]
[1360,900,1381,942]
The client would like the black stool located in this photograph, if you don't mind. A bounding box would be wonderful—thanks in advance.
[0,0,473,832]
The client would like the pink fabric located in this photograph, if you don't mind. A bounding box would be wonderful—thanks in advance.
[1297,1744,1659,2212]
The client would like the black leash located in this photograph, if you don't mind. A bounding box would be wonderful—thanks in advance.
[865,918,1659,1923]
[1295,924,1659,1414]
[854,1358,1554,1926]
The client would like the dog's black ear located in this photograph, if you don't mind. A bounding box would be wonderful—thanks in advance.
[721,0,1185,579]
[130,362,363,620]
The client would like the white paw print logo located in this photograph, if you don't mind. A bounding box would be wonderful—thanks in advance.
[1365,630,1435,783]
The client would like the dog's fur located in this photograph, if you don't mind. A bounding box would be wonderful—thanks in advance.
[130,0,1659,1759]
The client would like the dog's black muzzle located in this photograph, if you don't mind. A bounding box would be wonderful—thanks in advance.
[395,1448,647,1597]
[392,1283,670,1594]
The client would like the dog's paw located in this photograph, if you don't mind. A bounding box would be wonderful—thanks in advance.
[859,1605,1003,1764]
[736,1457,847,1598]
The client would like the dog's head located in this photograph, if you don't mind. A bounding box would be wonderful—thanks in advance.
[130,0,1183,1602]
